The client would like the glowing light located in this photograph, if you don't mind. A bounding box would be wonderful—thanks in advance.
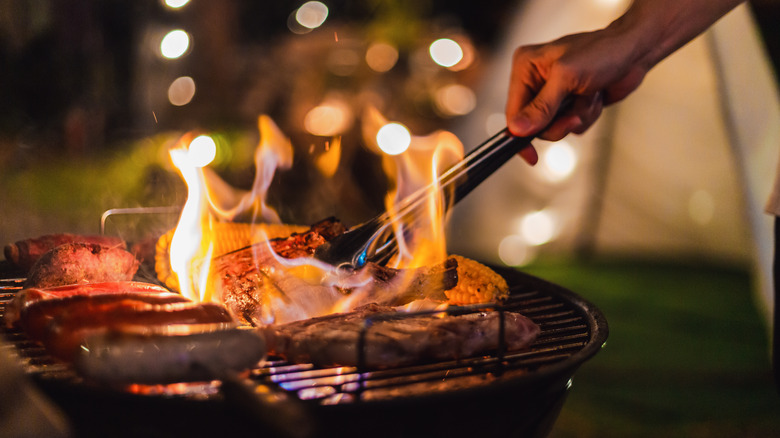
[304,100,353,136]
[163,0,190,9]
[160,29,190,59]
[429,38,463,68]
[296,1,328,29]
[520,210,557,246]
[688,189,715,225]
[498,234,536,266]
[188,135,217,168]
[168,76,196,106]
[542,140,577,180]
[485,113,506,135]
[434,84,476,116]
[376,123,411,156]
[366,42,399,72]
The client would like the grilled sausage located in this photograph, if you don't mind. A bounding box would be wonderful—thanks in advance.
[23,242,140,289]
[5,234,126,272]
[5,281,172,329]
[20,292,190,341]
[75,328,266,384]
[43,301,235,362]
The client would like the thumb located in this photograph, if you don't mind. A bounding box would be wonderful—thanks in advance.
[508,87,566,137]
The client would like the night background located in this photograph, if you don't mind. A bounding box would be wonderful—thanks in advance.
[2,1,780,437]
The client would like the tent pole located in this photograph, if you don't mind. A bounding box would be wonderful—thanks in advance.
[573,105,619,260]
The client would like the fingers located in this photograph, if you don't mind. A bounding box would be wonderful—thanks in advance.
[537,92,603,140]
[517,144,538,165]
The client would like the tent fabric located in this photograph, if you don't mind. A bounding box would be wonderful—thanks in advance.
[447,1,780,323]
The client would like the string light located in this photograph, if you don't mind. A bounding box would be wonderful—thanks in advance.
[296,1,329,29]
[168,76,196,106]
[429,38,463,68]
[160,29,190,59]
[163,0,190,9]
[188,135,217,168]
[376,123,411,156]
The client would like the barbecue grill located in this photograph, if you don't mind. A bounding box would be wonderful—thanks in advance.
[0,262,607,438]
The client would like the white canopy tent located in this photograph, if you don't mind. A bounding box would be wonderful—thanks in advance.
[448,0,780,323]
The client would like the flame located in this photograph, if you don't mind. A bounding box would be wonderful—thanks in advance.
[168,133,216,302]
[167,116,293,302]
[361,106,464,271]
[168,109,465,319]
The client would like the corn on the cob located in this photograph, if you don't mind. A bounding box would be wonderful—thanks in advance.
[155,222,308,292]
[445,255,509,305]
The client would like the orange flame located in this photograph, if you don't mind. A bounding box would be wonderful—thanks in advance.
[167,116,293,303]
[361,106,464,270]
[168,109,464,320]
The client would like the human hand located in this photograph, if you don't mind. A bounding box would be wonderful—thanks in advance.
[506,27,650,163]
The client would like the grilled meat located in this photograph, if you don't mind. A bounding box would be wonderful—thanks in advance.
[214,217,463,326]
[20,292,189,341]
[24,242,139,289]
[262,303,541,369]
[75,328,266,385]
[43,301,234,362]
[4,234,126,272]
[4,281,172,328]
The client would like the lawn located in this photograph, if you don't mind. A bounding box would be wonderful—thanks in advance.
[522,260,780,437]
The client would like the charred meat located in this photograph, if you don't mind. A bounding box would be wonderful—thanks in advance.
[262,303,541,369]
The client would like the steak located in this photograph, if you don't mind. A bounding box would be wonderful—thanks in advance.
[214,218,458,326]
[262,303,541,369]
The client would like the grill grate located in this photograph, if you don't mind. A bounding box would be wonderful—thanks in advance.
[0,271,605,404]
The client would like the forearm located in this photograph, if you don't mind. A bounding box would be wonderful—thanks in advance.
[611,0,746,71]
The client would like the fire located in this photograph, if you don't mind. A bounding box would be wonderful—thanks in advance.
[167,109,463,319]
[361,106,464,270]
[167,116,293,302]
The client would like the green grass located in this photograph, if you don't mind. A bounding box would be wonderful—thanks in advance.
[522,260,780,438]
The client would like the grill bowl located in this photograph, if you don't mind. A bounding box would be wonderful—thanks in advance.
[0,263,607,438]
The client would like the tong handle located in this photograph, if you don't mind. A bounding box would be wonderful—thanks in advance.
[441,129,533,206]
[316,98,574,270]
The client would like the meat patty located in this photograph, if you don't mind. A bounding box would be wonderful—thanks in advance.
[262,303,541,369]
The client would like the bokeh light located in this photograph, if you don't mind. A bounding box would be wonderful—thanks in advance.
[163,0,190,9]
[485,112,506,135]
[160,29,190,59]
[429,38,463,68]
[542,140,577,181]
[376,123,411,156]
[167,76,196,106]
[296,1,329,29]
[188,135,217,168]
[366,42,399,72]
[434,84,476,116]
[498,234,536,266]
[304,99,353,136]
[520,210,557,246]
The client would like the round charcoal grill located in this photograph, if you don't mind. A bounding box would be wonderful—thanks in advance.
[0,264,608,438]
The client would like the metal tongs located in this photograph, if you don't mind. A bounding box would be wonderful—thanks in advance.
[314,104,571,271]
[314,136,532,270]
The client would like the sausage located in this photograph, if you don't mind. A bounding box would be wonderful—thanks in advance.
[20,292,190,341]
[43,301,235,362]
[23,242,140,289]
[75,328,266,384]
[4,281,172,329]
[5,234,126,272]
